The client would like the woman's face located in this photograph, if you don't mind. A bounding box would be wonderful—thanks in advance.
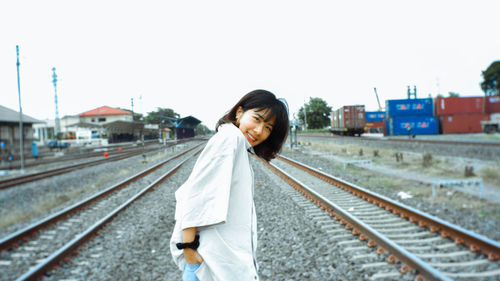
[236,107,276,147]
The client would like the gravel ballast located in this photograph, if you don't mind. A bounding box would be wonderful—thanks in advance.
[42,155,364,281]
[0,143,201,238]
[7,139,498,280]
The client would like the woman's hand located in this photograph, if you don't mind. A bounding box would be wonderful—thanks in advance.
[184,248,204,264]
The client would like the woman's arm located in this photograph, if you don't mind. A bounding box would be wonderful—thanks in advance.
[183,227,204,264]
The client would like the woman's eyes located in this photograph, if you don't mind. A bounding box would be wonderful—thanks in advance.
[252,115,272,131]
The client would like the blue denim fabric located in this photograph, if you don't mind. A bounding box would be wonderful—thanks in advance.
[183,263,201,281]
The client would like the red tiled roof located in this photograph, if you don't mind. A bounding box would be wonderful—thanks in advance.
[78,106,131,117]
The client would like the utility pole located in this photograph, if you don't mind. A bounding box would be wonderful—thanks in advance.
[131,98,134,120]
[52,67,61,139]
[303,98,308,131]
[16,45,25,170]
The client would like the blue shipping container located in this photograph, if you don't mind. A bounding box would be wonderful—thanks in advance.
[386,98,434,117]
[365,111,386,122]
[386,116,438,136]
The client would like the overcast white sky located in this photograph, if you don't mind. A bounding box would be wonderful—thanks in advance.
[1,0,499,129]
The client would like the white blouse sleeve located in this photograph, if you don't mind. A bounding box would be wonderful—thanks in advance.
[174,132,237,230]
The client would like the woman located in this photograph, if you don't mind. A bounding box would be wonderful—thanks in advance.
[170,89,289,281]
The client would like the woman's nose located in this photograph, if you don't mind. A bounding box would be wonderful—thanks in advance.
[254,124,264,135]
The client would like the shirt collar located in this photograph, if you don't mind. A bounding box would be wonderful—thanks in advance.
[222,123,254,153]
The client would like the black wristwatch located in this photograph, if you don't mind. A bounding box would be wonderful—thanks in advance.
[176,235,200,250]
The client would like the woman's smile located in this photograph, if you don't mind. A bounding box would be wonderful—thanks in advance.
[236,107,276,147]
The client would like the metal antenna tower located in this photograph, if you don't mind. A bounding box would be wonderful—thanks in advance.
[52,67,61,138]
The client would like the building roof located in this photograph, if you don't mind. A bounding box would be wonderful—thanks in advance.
[0,105,42,124]
[103,120,144,132]
[176,116,201,129]
[78,106,132,117]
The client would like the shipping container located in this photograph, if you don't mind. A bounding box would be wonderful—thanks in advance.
[385,116,438,136]
[364,121,384,133]
[365,111,386,122]
[386,98,434,117]
[439,113,489,134]
[330,105,365,136]
[434,96,484,115]
[485,96,500,113]
[331,111,340,129]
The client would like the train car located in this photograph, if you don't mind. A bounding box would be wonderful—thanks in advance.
[330,105,365,136]
[365,111,385,133]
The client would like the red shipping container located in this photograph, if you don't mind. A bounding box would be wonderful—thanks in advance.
[364,121,384,133]
[485,96,500,113]
[439,113,490,134]
[435,96,484,116]
[340,105,365,129]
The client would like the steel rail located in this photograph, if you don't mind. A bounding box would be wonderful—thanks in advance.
[4,139,163,170]
[0,143,203,252]
[0,146,163,190]
[14,147,200,281]
[277,154,500,262]
[264,159,454,281]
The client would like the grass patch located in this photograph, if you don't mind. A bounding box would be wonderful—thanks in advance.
[479,167,500,186]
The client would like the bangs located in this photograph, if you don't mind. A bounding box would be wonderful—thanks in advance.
[253,107,277,123]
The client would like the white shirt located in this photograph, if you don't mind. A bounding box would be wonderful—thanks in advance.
[170,123,259,281]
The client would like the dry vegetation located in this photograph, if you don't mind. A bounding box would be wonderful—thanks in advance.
[285,140,500,221]
[307,141,500,187]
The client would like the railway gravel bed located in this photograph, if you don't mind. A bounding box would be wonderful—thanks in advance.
[0,148,198,281]
[7,145,498,280]
[41,156,362,281]
[270,157,500,280]
[0,142,202,238]
[0,142,164,180]
[280,149,500,243]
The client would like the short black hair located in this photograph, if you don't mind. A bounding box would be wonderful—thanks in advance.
[216,89,289,161]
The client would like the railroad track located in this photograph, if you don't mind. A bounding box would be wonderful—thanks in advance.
[0,144,204,281]
[2,139,164,171]
[265,155,500,280]
[0,140,194,190]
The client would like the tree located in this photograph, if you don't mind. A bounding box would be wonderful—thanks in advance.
[195,124,213,136]
[144,108,180,125]
[297,97,332,129]
[481,61,500,96]
[448,92,460,97]
[121,108,143,121]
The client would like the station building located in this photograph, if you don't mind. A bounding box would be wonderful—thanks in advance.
[0,104,41,161]
[175,116,201,139]
[33,106,200,146]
